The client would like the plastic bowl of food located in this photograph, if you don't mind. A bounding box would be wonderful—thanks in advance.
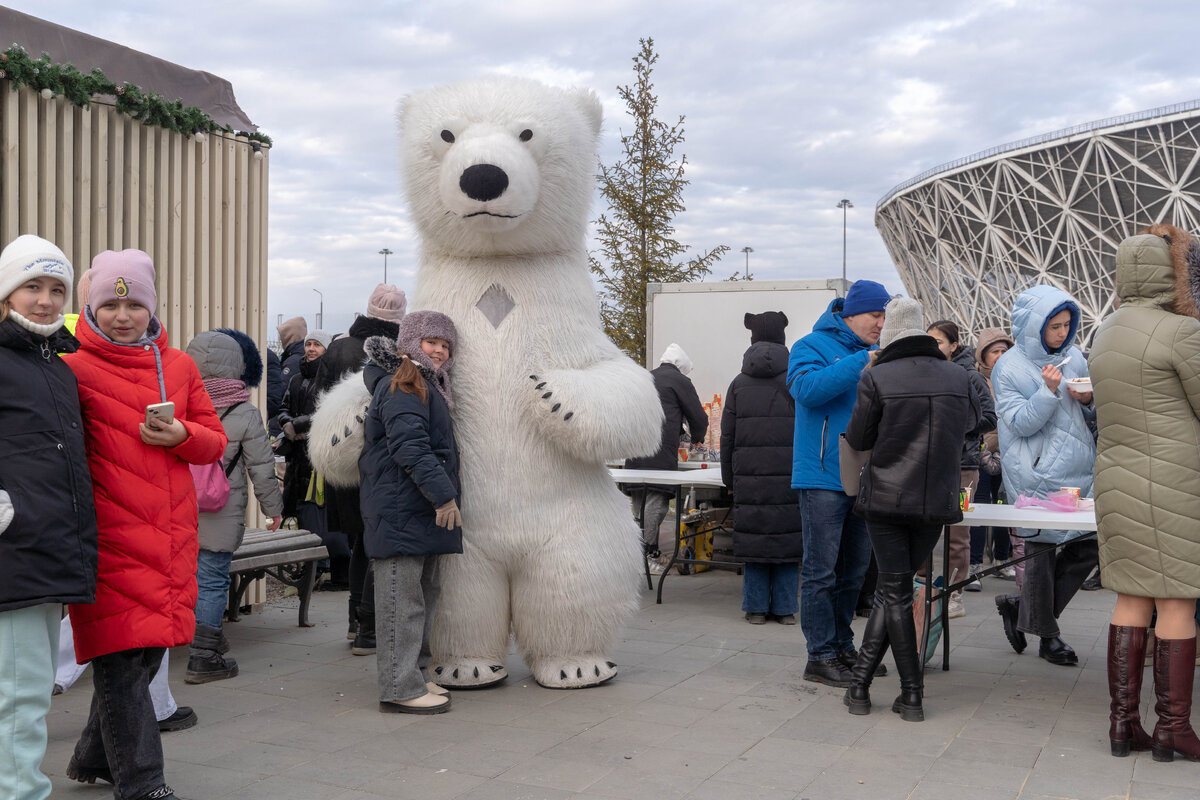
[1066,377,1092,393]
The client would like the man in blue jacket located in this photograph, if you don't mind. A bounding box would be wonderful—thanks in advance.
[788,279,890,686]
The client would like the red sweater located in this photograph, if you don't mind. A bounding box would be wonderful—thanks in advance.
[65,315,226,662]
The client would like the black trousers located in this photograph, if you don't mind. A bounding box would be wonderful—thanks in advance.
[72,647,168,800]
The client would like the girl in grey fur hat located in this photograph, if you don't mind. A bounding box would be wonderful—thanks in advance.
[358,310,463,714]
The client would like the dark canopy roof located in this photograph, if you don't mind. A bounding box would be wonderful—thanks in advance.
[1,5,256,131]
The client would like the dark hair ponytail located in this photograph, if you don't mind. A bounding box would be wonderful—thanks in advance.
[389,355,427,402]
[927,319,963,356]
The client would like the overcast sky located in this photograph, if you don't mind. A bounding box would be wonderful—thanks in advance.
[10,0,1200,336]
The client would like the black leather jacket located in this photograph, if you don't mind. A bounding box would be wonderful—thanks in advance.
[844,335,981,524]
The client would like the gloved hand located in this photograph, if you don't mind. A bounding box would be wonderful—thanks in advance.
[434,499,461,530]
[282,421,299,440]
[0,490,12,535]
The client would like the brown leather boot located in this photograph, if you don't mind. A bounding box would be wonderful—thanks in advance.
[1151,636,1200,762]
[1108,624,1152,756]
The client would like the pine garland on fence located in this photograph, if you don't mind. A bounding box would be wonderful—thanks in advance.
[0,45,271,147]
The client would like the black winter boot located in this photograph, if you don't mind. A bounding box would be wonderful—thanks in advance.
[882,580,924,722]
[186,624,239,684]
[352,613,376,656]
[843,573,900,715]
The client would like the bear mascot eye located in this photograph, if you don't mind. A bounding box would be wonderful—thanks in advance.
[519,129,533,142]
[440,130,456,144]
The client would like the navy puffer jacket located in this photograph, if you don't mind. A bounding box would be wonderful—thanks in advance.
[0,317,98,612]
[720,341,804,562]
[358,344,462,558]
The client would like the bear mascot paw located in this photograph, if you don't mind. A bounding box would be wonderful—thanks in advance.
[399,76,664,689]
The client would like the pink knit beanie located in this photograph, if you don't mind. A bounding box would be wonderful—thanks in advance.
[88,249,158,312]
[367,283,407,321]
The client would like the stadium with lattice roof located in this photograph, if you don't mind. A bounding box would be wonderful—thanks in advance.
[875,101,1200,346]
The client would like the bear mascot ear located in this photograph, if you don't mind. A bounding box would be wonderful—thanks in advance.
[743,312,754,330]
[573,89,603,137]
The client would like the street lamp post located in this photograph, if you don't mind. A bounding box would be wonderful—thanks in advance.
[740,246,753,275]
[836,198,853,284]
[378,248,393,284]
[312,289,323,330]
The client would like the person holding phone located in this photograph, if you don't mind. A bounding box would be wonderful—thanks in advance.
[359,311,463,714]
[0,235,98,800]
[62,249,226,800]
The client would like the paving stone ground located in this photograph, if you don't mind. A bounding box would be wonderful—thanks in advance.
[45,567,1200,800]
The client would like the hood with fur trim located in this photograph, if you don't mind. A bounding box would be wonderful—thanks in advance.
[1116,224,1200,319]
[185,329,263,386]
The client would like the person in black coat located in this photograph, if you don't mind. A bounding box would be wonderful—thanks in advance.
[0,235,98,798]
[925,320,998,605]
[842,298,980,723]
[359,310,461,714]
[312,283,406,653]
[720,312,804,625]
[276,330,350,585]
[624,343,708,564]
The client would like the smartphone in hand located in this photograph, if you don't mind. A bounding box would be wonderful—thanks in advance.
[145,401,176,427]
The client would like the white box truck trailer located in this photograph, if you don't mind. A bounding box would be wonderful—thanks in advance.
[645,278,850,409]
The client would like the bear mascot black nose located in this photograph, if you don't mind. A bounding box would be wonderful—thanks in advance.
[460,164,510,202]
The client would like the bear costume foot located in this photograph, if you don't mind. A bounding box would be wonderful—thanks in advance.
[432,660,508,689]
[531,656,618,689]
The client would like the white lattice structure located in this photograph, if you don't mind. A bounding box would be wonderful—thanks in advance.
[875,101,1200,346]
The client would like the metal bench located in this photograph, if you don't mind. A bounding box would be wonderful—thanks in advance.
[226,528,328,628]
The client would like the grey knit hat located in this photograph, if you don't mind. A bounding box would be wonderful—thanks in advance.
[304,329,332,349]
[878,297,929,349]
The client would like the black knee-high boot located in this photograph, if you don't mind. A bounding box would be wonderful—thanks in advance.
[844,580,892,714]
[880,573,924,722]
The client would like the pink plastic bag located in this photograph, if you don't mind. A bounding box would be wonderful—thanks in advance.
[1013,491,1080,512]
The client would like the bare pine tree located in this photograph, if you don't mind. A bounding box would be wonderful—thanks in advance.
[590,37,730,363]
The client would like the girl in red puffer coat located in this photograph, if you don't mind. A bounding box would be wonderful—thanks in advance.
[63,249,226,800]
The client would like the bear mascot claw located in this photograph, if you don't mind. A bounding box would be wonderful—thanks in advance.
[400,76,664,689]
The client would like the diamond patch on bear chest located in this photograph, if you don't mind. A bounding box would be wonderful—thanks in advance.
[476,284,516,328]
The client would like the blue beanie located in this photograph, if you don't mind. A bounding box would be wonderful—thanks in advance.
[842,280,891,317]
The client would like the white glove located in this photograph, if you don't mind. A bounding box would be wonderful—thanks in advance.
[0,490,12,535]
[434,499,461,530]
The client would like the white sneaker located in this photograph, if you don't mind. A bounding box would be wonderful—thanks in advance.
[965,565,982,592]
[647,559,666,575]
[997,565,1017,580]
[947,592,966,619]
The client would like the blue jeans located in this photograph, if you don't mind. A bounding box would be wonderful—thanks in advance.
[798,489,872,660]
[196,549,234,629]
[742,563,799,615]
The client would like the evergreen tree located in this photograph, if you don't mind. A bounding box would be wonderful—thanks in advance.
[590,37,731,363]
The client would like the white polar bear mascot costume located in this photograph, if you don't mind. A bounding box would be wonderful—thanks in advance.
[400,77,663,689]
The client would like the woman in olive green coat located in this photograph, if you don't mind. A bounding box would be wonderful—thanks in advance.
[1092,223,1200,763]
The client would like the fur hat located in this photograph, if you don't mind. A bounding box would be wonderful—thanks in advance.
[396,309,457,372]
[276,316,307,349]
[744,311,788,345]
[0,234,74,309]
[305,329,332,349]
[842,279,890,317]
[878,297,929,349]
[367,283,408,321]
[89,249,157,311]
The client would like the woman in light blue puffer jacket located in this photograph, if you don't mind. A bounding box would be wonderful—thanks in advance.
[991,285,1098,668]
